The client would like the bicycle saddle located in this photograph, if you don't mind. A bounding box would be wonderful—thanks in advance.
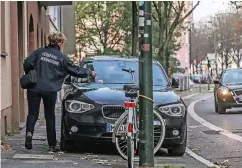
[123,84,139,91]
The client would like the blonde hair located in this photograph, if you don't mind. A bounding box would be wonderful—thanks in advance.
[47,31,66,45]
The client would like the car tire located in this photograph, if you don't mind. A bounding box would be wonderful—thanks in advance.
[60,118,74,152]
[168,124,187,156]
[218,107,226,114]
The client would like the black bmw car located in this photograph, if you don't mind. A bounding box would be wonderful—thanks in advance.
[61,56,188,156]
[214,68,242,114]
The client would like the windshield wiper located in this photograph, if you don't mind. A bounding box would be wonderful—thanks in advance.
[99,82,134,84]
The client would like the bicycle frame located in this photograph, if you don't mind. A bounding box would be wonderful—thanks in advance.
[125,100,139,137]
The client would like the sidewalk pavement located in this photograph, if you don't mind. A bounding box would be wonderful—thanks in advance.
[1,93,206,168]
[1,104,111,168]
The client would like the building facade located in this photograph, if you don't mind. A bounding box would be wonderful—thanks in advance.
[176,1,193,73]
[61,4,76,55]
[1,1,73,137]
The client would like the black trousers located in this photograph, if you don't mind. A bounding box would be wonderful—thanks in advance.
[26,90,57,147]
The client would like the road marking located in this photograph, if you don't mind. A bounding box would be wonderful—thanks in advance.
[186,148,220,168]
[12,154,54,160]
[182,93,198,99]
[24,160,74,164]
[185,96,220,168]
[188,96,242,143]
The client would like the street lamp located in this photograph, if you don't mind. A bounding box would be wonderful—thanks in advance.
[188,22,193,75]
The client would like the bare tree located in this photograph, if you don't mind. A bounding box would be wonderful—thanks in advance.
[152,1,200,73]
[191,23,213,74]
[213,13,235,69]
[230,13,242,67]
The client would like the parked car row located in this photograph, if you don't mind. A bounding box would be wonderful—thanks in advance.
[171,73,194,88]
[190,74,213,84]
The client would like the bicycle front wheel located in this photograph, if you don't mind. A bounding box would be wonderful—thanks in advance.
[115,110,165,161]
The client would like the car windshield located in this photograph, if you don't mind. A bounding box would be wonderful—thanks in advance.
[222,69,242,83]
[92,60,169,87]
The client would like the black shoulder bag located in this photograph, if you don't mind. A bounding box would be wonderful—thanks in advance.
[20,49,43,89]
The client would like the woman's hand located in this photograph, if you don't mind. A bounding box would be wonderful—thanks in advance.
[91,71,97,77]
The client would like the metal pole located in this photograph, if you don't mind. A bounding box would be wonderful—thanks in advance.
[132,1,138,56]
[207,58,210,91]
[208,66,210,91]
[138,1,154,167]
[199,64,202,92]
[189,24,192,75]
[213,17,218,76]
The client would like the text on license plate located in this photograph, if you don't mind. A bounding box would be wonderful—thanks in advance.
[106,120,165,133]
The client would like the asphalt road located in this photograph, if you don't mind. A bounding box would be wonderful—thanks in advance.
[188,95,242,168]
[4,93,242,168]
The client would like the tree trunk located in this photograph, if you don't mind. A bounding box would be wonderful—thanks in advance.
[131,2,138,56]
[192,63,195,74]
[103,30,108,54]
[225,49,230,68]
[165,48,169,74]
[237,60,240,67]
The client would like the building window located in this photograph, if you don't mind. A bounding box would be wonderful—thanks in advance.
[49,6,61,30]
[1,1,6,52]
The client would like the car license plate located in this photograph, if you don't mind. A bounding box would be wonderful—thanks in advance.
[106,120,166,132]
[106,123,125,132]
[239,97,242,101]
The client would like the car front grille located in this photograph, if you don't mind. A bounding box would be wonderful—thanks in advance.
[234,90,242,96]
[102,105,125,119]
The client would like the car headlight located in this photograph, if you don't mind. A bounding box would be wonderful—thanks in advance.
[65,100,95,113]
[159,104,185,117]
[218,88,233,96]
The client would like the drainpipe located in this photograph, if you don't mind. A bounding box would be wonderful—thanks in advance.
[58,5,63,103]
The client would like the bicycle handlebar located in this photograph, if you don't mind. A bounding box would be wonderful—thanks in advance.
[122,68,135,73]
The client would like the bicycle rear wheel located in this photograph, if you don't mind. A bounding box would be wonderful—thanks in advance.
[115,110,165,161]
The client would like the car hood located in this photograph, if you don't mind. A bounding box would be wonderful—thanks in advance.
[72,83,180,106]
[223,83,242,90]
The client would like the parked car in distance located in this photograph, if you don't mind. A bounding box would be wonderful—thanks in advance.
[191,74,212,84]
[191,74,201,83]
[61,56,188,156]
[214,68,242,114]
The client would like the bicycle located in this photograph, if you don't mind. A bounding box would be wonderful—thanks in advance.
[112,68,166,168]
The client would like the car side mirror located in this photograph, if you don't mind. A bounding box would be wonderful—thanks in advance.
[171,78,179,88]
[213,80,220,84]
[64,76,71,84]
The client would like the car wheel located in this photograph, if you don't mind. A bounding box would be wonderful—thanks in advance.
[60,117,74,152]
[218,107,226,114]
[168,124,187,156]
